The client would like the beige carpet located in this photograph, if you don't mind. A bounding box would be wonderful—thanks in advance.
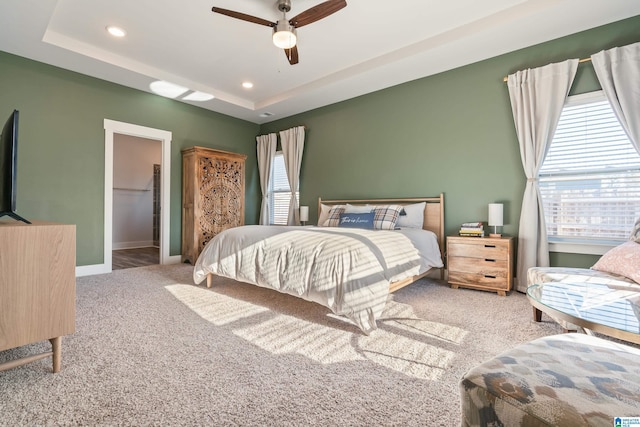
[0,264,563,426]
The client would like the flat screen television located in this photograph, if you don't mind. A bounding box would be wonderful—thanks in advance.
[0,109,30,224]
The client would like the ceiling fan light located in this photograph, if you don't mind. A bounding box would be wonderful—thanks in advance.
[272,21,297,49]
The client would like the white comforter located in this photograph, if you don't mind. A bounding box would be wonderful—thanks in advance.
[193,225,443,334]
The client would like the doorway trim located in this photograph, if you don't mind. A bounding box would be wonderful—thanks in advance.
[103,119,173,272]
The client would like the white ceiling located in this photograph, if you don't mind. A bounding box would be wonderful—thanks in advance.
[1,0,639,124]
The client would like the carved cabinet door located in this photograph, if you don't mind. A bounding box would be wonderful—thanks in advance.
[181,146,246,264]
[197,155,245,253]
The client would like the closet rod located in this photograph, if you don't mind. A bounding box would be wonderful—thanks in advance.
[502,57,592,82]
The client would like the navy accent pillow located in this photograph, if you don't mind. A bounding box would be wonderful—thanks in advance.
[338,212,375,229]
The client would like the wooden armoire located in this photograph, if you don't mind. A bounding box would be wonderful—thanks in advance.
[181,146,246,264]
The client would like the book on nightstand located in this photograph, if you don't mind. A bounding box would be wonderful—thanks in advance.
[459,222,485,237]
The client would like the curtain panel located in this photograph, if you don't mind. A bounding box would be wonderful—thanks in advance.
[591,41,640,153]
[280,126,305,226]
[507,59,579,292]
[256,133,277,225]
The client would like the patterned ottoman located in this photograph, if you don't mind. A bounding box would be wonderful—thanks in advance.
[460,333,640,426]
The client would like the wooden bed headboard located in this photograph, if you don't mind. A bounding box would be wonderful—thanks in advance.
[317,193,445,259]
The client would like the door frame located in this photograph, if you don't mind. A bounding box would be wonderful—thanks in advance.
[103,119,173,271]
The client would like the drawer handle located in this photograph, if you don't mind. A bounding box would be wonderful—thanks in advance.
[484,275,497,279]
[484,245,496,248]
[485,259,496,262]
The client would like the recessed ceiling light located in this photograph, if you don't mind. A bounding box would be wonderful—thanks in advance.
[259,112,274,117]
[106,26,126,37]
[149,81,188,99]
[242,82,254,89]
[182,91,215,102]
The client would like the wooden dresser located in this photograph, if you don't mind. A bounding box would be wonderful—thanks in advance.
[0,221,76,372]
[181,146,246,264]
[446,236,514,296]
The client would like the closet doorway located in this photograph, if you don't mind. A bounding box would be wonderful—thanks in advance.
[112,135,161,270]
[103,120,172,273]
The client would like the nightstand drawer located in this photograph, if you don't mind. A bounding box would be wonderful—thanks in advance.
[448,241,508,259]
[448,272,510,290]
[448,257,508,277]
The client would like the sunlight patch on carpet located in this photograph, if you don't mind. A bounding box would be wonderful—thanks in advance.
[233,314,362,364]
[356,332,456,380]
[165,283,461,380]
[165,284,269,325]
[380,302,468,345]
[233,310,457,380]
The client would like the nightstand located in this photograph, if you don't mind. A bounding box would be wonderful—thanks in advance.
[446,236,514,296]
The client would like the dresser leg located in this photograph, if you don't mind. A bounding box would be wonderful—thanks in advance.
[50,337,61,373]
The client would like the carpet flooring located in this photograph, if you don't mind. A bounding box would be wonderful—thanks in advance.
[0,264,565,426]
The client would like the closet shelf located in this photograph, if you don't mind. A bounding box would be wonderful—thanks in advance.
[113,187,151,192]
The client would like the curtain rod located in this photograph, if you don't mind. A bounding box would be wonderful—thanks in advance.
[258,125,307,137]
[502,57,592,82]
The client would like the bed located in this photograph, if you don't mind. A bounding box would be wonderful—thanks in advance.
[193,194,445,334]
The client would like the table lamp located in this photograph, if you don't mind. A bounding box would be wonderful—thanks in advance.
[488,203,503,238]
[299,206,309,226]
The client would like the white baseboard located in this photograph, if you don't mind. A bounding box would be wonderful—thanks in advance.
[75,254,182,277]
[113,241,156,250]
[166,255,182,264]
[76,263,110,277]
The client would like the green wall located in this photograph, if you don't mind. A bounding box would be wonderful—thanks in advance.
[260,15,640,269]
[0,52,260,266]
[1,15,638,269]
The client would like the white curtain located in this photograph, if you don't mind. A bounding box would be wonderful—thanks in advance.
[591,42,640,153]
[256,133,277,225]
[280,126,305,226]
[507,59,579,292]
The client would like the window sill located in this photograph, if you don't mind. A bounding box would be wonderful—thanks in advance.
[548,241,620,256]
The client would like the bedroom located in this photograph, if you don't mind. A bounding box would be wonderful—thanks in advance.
[1,1,640,424]
[0,2,638,273]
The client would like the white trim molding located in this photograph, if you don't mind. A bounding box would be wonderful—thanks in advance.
[548,241,617,256]
[102,119,173,274]
[75,255,181,277]
[113,241,156,250]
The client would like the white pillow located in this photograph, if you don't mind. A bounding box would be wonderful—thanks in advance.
[345,204,373,213]
[396,202,426,229]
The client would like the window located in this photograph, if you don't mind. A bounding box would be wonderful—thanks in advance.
[539,91,640,251]
[268,152,299,225]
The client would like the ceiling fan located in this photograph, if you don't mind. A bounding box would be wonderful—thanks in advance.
[212,0,347,65]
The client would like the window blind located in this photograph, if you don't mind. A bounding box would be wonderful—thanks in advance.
[269,153,298,225]
[539,94,640,241]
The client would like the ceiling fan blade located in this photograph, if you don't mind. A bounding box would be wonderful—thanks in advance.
[289,0,347,28]
[211,7,275,27]
[284,46,299,65]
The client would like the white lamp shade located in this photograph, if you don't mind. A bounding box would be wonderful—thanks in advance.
[299,206,309,222]
[488,203,504,227]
